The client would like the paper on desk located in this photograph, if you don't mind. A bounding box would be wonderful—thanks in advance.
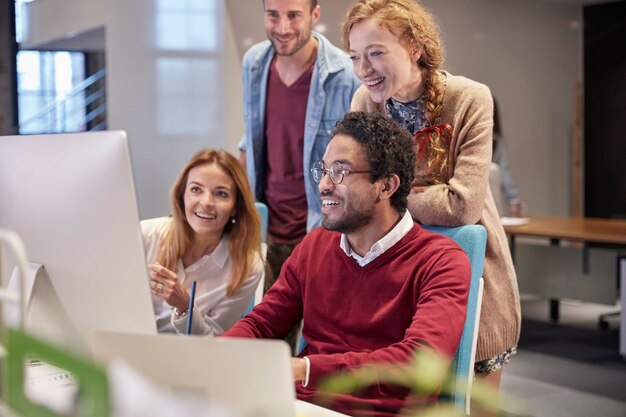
[108,360,233,417]
[500,217,531,227]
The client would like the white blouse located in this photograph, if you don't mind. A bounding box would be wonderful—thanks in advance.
[141,217,263,336]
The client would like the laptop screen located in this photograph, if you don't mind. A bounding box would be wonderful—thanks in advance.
[92,332,296,417]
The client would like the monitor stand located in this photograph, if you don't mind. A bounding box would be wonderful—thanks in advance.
[5,263,85,352]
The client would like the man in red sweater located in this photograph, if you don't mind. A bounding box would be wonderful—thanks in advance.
[223,111,470,416]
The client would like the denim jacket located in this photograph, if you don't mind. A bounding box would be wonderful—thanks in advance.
[240,32,360,232]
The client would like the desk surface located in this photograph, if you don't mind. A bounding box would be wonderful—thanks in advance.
[503,216,626,245]
[295,399,352,417]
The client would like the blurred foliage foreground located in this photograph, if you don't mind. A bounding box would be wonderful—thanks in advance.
[318,349,521,417]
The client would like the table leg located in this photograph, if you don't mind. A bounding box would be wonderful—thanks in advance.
[509,235,516,261]
[617,257,626,360]
[547,238,561,324]
[550,298,560,323]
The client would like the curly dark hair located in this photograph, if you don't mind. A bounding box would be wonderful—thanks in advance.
[333,111,415,213]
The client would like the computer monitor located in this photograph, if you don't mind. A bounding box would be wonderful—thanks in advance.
[0,131,157,356]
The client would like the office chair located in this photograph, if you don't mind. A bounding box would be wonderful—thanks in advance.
[422,224,486,415]
[242,202,269,316]
[598,255,624,330]
[255,201,269,243]
[296,224,486,415]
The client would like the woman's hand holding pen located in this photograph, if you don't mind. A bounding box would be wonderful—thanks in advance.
[148,262,190,313]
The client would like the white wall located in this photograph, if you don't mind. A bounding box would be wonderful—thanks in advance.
[20,0,109,47]
[21,0,234,220]
[21,0,583,218]
[224,7,245,153]
[422,0,581,216]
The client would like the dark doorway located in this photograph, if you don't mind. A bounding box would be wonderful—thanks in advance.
[584,1,626,219]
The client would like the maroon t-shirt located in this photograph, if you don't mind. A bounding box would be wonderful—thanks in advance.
[263,58,314,244]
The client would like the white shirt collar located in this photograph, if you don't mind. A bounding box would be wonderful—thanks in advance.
[211,234,230,267]
[339,210,414,267]
[184,234,230,273]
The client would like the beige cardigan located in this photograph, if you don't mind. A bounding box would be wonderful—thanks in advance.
[351,72,521,361]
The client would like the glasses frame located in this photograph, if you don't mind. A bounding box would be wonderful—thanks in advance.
[311,161,372,185]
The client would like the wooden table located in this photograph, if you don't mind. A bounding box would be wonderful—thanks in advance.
[504,216,626,358]
[504,216,626,246]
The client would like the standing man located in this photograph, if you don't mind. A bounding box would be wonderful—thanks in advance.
[239,0,360,290]
[225,112,470,416]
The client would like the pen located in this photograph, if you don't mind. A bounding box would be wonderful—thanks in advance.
[186,280,197,335]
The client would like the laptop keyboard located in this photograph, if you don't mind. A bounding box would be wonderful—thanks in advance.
[24,359,79,414]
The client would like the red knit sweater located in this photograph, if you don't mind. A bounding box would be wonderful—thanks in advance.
[224,224,470,416]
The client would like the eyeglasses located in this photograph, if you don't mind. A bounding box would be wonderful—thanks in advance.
[311,161,372,185]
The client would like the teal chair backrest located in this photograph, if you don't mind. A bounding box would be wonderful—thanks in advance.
[296,224,486,415]
[255,202,268,243]
[242,202,269,316]
[422,224,486,415]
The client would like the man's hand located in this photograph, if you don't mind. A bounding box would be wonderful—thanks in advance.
[291,357,306,382]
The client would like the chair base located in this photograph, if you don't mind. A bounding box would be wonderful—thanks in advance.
[599,310,620,330]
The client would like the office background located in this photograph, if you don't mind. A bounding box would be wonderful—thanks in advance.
[1,0,614,221]
[1,2,625,416]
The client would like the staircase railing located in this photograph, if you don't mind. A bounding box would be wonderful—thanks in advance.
[18,68,107,134]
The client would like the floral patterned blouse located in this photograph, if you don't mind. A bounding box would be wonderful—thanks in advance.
[385,95,430,135]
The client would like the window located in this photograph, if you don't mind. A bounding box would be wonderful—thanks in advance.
[156,0,219,51]
[17,51,87,134]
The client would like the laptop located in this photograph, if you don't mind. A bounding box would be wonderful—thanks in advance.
[92,332,297,417]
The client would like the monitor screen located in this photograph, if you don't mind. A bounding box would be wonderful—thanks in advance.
[0,130,157,356]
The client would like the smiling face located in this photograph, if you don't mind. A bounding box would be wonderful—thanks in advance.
[264,0,320,57]
[319,134,379,234]
[183,162,236,239]
[348,18,423,103]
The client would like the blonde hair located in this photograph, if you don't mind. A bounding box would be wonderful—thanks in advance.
[342,0,449,182]
[159,149,262,297]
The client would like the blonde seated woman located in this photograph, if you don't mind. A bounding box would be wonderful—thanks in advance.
[142,149,264,335]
